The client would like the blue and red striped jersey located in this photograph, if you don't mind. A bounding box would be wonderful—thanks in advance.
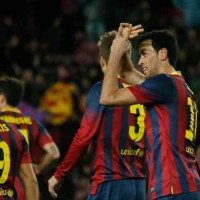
[0,108,54,164]
[54,79,147,194]
[0,119,31,199]
[128,72,200,199]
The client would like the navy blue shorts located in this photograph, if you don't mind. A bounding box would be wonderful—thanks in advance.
[157,191,200,200]
[87,178,146,200]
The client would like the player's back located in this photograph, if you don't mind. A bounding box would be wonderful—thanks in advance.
[0,119,29,199]
[87,79,146,194]
[134,73,200,199]
[0,108,53,163]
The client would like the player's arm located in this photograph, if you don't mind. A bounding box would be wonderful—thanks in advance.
[48,83,104,198]
[120,23,145,85]
[121,53,145,85]
[100,25,138,106]
[195,121,200,164]
[19,163,39,200]
[33,142,60,175]
[48,175,60,199]
[196,146,200,164]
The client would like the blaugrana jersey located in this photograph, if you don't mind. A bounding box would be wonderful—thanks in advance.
[54,78,147,195]
[0,119,31,199]
[128,72,200,199]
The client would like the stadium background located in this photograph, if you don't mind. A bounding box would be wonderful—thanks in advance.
[1,0,200,199]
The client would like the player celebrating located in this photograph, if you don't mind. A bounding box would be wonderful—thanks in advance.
[48,25,147,200]
[100,24,200,199]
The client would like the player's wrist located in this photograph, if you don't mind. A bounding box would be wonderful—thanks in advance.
[110,51,124,60]
[108,52,121,69]
[54,172,64,183]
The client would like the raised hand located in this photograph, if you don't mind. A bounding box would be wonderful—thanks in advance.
[110,25,132,58]
[120,23,144,39]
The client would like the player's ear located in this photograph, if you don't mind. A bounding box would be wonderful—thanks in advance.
[100,56,106,67]
[0,94,5,104]
[100,57,107,73]
[159,48,168,61]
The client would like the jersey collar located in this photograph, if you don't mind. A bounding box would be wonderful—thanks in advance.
[2,107,22,113]
[170,71,182,76]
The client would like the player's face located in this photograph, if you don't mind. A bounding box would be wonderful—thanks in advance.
[138,39,161,78]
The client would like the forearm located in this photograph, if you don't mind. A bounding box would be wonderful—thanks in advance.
[36,153,56,174]
[100,24,137,106]
[100,52,121,105]
[20,163,40,200]
[35,143,60,174]
[122,53,145,85]
[24,179,39,200]
[54,138,88,181]
[195,146,200,164]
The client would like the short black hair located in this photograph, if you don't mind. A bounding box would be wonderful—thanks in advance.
[0,76,25,106]
[138,30,178,67]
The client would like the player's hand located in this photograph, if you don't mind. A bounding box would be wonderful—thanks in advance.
[110,25,131,58]
[32,164,41,175]
[48,176,60,199]
[120,23,144,39]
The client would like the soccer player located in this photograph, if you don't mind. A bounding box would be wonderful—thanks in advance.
[100,24,200,199]
[0,119,39,200]
[48,26,147,200]
[0,76,60,199]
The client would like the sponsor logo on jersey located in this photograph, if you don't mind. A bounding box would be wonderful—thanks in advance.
[121,148,145,157]
[0,188,14,197]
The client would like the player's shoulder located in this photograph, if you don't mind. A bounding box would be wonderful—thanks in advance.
[90,81,102,90]
[0,119,24,140]
[25,115,46,130]
[0,118,12,131]
[90,79,121,90]
[152,73,173,81]
[88,81,102,95]
[146,73,175,86]
[141,74,176,95]
[32,118,46,128]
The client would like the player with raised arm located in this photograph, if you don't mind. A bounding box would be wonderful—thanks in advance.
[48,25,147,200]
[100,24,200,200]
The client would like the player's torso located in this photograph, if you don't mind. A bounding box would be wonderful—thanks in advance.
[90,80,147,191]
[0,120,23,199]
[145,75,200,199]
[0,111,36,148]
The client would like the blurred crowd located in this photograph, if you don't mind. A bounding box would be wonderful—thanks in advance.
[1,0,200,199]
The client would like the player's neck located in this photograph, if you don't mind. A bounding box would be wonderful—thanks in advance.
[163,64,175,75]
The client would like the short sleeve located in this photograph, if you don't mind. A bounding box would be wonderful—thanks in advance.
[128,74,175,104]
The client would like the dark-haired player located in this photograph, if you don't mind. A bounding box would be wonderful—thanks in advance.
[0,119,39,199]
[0,76,60,199]
[100,24,200,199]
[48,25,147,200]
